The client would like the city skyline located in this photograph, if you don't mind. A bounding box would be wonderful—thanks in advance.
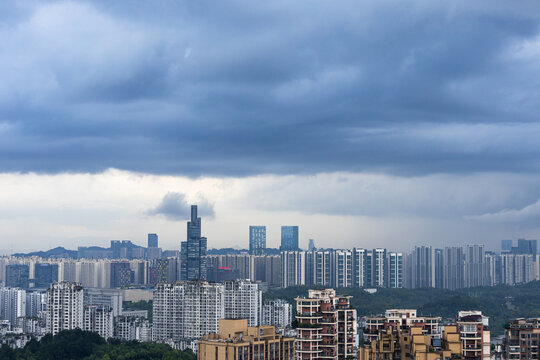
[2,1,540,253]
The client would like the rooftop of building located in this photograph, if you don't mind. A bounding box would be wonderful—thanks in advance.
[200,319,294,344]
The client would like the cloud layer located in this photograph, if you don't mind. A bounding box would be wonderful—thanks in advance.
[1,1,540,176]
[147,192,215,221]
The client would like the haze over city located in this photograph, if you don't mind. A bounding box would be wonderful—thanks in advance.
[2,1,540,253]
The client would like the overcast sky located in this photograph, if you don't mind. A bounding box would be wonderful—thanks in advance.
[2,0,540,253]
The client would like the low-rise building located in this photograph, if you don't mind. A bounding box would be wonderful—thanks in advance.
[456,311,490,360]
[358,324,463,360]
[504,318,540,360]
[363,309,441,343]
[197,319,295,360]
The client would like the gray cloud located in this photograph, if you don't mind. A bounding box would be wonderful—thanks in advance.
[466,198,540,224]
[147,192,215,221]
[1,1,540,177]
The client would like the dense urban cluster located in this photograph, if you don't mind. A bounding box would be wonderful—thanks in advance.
[0,205,539,359]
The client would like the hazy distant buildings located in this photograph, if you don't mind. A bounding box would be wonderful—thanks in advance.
[181,205,207,281]
[501,239,513,252]
[249,226,266,255]
[517,238,537,255]
[110,262,132,288]
[370,248,387,287]
[443,247,464,290]
[308,239,316,251]
[280,226,299,251]
[147,233,158,248]
[280,251,305,287]
[34,263,58,288]
[387,252,403,288]
[405,246,435,288]
[6,264,29,289]
[464,244,486,288]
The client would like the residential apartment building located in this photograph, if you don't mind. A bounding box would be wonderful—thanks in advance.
[83,304,113,339]
[153,281,224,343]
[358,324,463,360]
[0,287,27,328]
[387,252,403,288]
[114,315,152,341]
[363,309,441,343]
[198,319,295,360]
[262,299,293,328]
[456,311,490,360]
[46,282,84,335]
[504,318,540,360]
[295,289,356,360]
[224,280,262,327]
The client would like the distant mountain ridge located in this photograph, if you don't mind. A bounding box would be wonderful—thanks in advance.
[12,246,78,258]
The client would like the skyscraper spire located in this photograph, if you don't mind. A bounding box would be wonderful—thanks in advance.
[181,204,207,280]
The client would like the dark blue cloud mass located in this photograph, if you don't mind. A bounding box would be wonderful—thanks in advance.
[1,0,540,176]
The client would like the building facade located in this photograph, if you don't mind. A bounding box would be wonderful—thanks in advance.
[262,299,293,328]
[281,226,299,251]
[152,281,224,343]
[295,289,356,360]
[46,282,84,335]
[181,205,207,281]
[249,226,267,255]
[198,319,295,360]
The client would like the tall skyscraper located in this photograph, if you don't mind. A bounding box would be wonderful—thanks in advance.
[280,226,299,251]
[148,233,158,248]
[308,239,316,251]
[180,205,208,281]
[249,226,266,255]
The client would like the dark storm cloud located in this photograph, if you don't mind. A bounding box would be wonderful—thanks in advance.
[2,0,540,176]
[146,192,215,221]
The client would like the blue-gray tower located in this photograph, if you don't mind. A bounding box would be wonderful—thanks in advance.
[180,205,207,280]
[249,226,266,255]
[280,226,299,251]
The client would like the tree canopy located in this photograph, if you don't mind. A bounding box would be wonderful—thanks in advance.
[1,329,196,360]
